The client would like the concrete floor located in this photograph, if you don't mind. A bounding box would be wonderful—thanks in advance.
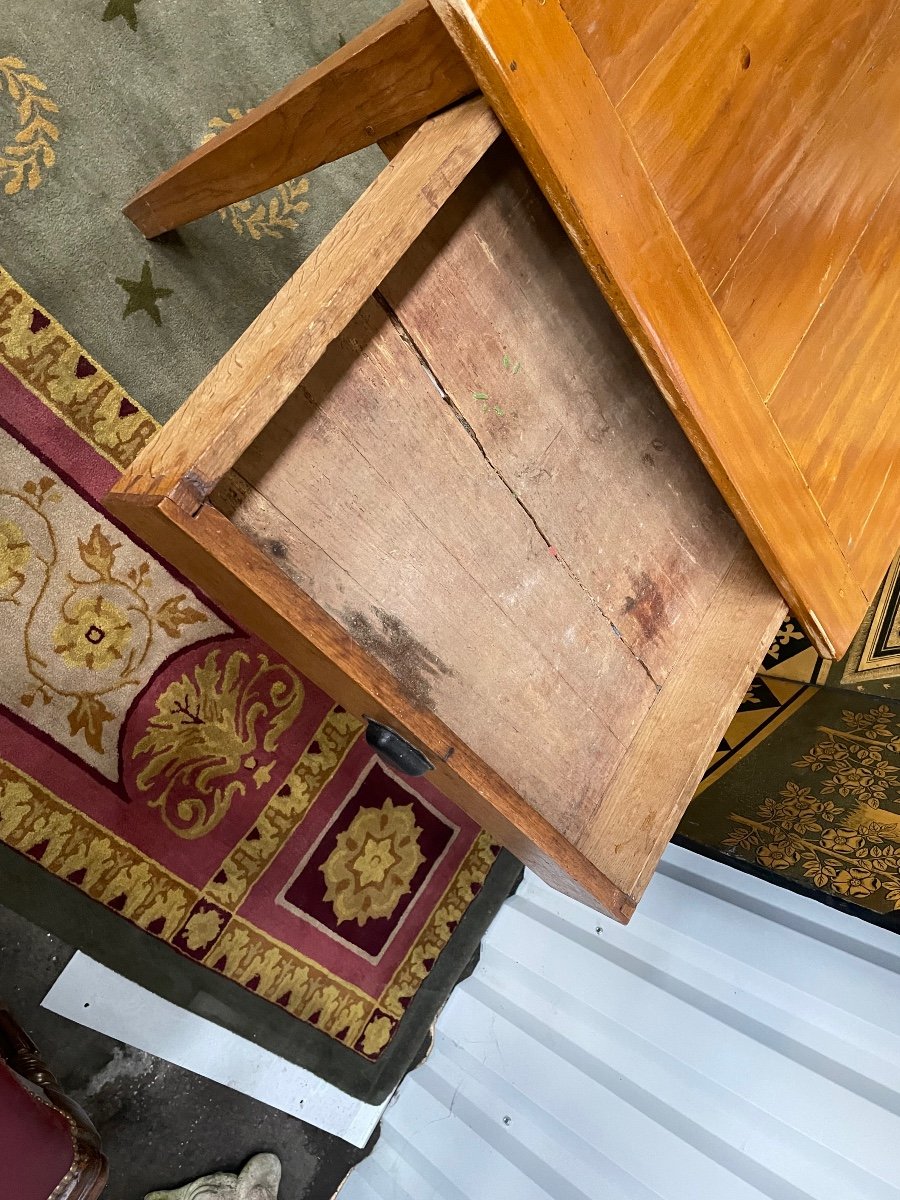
[0,903,371,1199]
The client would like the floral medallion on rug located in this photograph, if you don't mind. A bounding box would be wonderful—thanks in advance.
[0,264,514,1071]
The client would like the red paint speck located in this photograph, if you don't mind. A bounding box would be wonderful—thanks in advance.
[548,545,558,557]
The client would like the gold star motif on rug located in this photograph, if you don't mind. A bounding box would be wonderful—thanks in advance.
[102,0,142,30]
[116,260,173,327]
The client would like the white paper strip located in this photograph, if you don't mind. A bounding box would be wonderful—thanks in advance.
[42,953,390,1148]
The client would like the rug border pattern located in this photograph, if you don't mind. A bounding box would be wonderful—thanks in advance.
[0,264,499,1059]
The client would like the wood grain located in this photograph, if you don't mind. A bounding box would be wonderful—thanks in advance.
[379,141,740,684]
[769,170,900,597]
[109,490,631,918]
[219,142,782,914]
[565,0,700,105]
[224,295,658,835]
[612,0,900,628]
[617,0,887,293]
[713,15,900,397]
[431,0,867,658]
[577,542,785,903]
[124,0,476,237]
[110,97,500,513]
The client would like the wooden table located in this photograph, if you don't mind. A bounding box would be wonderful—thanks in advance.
[110,119,785,919]
[110,0,897,917]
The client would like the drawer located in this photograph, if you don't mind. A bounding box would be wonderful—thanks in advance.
[109,112,785,920]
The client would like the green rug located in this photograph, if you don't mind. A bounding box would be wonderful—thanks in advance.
[0,0,393,423]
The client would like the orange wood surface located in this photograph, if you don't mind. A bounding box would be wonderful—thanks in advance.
[770,170,900,597]
[431,0,900,659]
[564,0,700,105]
[614,0,889,294]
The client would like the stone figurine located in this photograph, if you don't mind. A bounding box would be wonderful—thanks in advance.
[145,1153,281,1200]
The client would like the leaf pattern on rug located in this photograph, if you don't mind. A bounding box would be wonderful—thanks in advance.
[0,56,59,195]
[724,704,900,909]
[203,108,311,239]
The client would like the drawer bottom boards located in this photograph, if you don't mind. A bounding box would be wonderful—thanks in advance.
[111,143,786,919]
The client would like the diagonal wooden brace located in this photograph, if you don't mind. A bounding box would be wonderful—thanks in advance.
[124,0,476,237]
[110,97,500,518]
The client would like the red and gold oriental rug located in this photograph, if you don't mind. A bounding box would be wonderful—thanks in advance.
[0,264,518,1094]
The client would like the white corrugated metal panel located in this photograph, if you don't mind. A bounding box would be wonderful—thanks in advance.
[341,845,900,1199]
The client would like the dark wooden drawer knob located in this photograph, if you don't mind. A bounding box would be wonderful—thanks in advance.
[365,720,434,777]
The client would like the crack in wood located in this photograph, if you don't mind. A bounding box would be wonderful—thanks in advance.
[375,290,661,690]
